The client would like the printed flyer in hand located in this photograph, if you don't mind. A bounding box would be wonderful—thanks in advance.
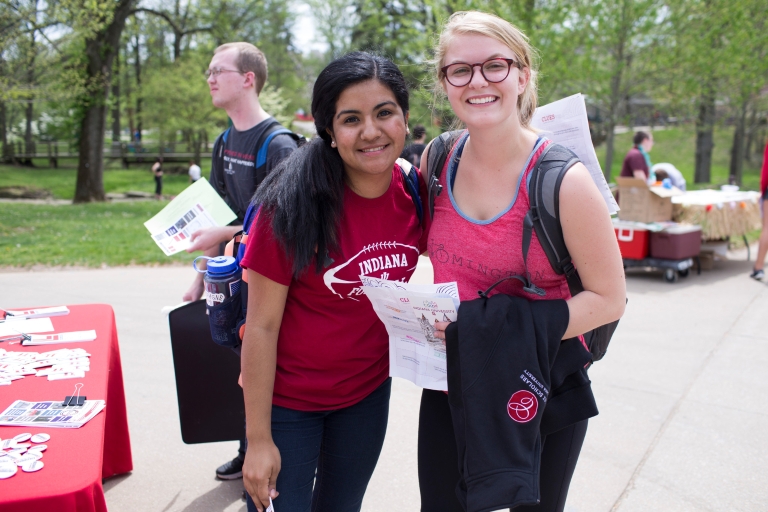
[361,276,460,391]
[144,178,237,256]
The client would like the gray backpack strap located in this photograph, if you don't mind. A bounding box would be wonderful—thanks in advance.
[426,130,463,219]
[526,143,581,287]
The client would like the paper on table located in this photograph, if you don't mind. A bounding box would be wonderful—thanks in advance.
[361,276,460,391]
[0,318,54,338]
[22,330,97,346]
[144,178,237,256]
[0,399,105,428]
[530,93,619,214]
[2,306,69,320]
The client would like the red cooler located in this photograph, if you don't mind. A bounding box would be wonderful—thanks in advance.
[614,222,650,260]
[650,225,702,259]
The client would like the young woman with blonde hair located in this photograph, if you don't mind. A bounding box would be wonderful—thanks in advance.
[419,11,626,512]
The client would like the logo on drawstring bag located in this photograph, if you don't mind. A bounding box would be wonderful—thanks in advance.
[507,390,538,423]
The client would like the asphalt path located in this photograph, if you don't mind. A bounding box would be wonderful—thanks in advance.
[0,252,766,512]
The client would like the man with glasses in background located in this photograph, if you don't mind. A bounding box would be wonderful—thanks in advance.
[182,42,299,483]
[184,42,298,302]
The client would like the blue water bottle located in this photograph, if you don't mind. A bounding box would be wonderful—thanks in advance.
[193,256,242,347]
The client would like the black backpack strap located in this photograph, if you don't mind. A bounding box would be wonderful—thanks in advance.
[426,130,463,219]
[396,158,424,224]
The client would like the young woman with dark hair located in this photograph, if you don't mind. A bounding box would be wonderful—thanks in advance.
[238,51,429,512]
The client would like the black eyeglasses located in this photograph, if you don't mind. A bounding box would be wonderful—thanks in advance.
[440,58,522,87]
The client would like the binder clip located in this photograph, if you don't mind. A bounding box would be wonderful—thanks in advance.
[63,383,86,407]
[0,331,30,345]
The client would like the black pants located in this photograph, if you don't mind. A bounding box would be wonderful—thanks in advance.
[418,389,588,512]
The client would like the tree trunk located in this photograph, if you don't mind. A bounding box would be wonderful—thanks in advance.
[728,98,748,186]
[0,53,6,161]
[24,41,35,165]
[112,51,121,143]
[694,87,716,184]
[73,0,136,203]
[173,32,182,61]
[124,44,135,139]
[193,129,202,166]
[0,100,7,162]
[604,120,616,182]
[23,100,34,165]
[604,53,625,181]
[744,106,759,164]
[134,35,143,141]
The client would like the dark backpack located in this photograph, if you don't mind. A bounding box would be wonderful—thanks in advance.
[211,158,424,352]
[212,119,306,220]
[426,131,620,362]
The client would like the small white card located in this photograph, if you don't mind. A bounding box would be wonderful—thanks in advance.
[22,330,97,346]
[0,318,54,338]
[2,306,69,320]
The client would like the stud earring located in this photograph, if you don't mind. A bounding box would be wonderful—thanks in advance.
[331,140,336,148]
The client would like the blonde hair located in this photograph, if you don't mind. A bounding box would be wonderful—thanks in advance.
[434,11,538,128]
[214,42,268,94]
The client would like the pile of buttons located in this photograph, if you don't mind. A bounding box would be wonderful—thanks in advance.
[0,432,50,478]
[0,348,91,385]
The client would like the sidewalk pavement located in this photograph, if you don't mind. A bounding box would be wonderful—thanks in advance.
[1,252,766,512]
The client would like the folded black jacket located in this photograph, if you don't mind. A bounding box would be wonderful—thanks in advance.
[446,294,598,512]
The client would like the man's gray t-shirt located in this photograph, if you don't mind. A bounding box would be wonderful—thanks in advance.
[210,117,298,222]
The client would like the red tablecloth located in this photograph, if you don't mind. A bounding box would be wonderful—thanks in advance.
[0,304,132,512]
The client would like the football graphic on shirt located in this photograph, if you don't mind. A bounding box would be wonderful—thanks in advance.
[323,241,420,300]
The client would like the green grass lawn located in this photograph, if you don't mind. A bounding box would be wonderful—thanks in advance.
[0,158,213,200]
[0,125,763,268]
[0,201,197,267]
[598,125,763,191]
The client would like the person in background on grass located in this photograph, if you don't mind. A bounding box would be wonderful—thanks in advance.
[239,52,428,512]
[151,157,163,200]
[182,42,298,487]
[401,124,427,166]
[188,159,202,183]
[750,140,768,281]
[620,131,653,181]
[419,11,625,512]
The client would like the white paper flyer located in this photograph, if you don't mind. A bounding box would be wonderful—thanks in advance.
[0,399,105,428]
[361,276,460,391]
[530,93,620,214]
[144,178,237,256]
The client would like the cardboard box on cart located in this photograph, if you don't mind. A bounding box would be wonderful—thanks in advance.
[616,177,682,223]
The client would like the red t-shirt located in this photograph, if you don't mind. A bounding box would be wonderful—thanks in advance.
[760,142,768,196]
[620,147,648,178]
[241,164,429,411]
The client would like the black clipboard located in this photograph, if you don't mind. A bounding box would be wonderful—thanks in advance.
[168,299,245,444]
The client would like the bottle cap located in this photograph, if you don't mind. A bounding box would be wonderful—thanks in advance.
[206,256,239,276]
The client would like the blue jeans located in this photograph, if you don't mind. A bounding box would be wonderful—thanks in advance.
[246,378,391,512]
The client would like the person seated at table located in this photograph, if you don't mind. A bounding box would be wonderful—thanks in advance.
[238,52,429,512]
[651,163,686,191]
[621,131,653,181]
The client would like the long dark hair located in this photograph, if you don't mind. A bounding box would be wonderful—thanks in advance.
[252,52,410,277]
